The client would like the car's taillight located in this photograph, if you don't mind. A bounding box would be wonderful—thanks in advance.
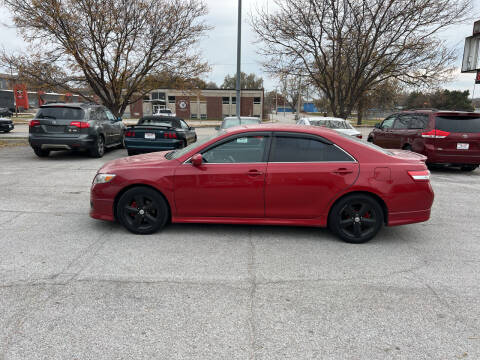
[421,129,450,139]
[164,132,177,139]
[355,134,362,139]
[408,170,430,181]
[29,120,40,128]
[125,131,135,137]
[70,121,90,128]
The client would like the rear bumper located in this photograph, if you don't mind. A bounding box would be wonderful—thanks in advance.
[388,208,431,226]
[124,138,183,152]
[426,153,480,165]
[29,134,96,150]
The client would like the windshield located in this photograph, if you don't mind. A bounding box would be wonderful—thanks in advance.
[36,107,84,120]
[222,118,260,129]
[309,119,352,129]
[167,131,226,160]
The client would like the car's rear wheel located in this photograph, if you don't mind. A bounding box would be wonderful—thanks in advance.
[90,135,105,158]
[33,147,50,158]
[460,165,478,172]
[367,136,373,143]
[127,150,136,156]
[329,194,384,244]
[117,187,169,234]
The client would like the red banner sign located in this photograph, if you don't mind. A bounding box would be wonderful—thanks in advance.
[13,84,29,110]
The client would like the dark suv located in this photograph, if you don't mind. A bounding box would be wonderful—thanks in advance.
[368,110,480,171]
[29,103,125,158]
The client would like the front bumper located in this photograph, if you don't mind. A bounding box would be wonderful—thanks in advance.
[0,123,14,131]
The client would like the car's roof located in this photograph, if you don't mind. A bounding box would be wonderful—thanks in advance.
[223,123,340,137]
[223,116,261,121]
[303,116,347,121]
[40,102,96,109]
[402,109,479,116]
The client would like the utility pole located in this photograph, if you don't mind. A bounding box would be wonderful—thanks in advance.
[235,0,242,119]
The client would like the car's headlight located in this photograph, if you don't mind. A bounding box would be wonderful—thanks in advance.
[93,173,116,184]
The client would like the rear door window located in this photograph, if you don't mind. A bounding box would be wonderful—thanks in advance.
[270,135,354,162]
[435,116,480,133]
[409,115,429,129]
[394,115,411,129]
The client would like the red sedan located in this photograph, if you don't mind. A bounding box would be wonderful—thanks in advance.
[90,124,434,243]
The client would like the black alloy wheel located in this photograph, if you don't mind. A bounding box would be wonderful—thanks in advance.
[329,194,384,244]
[33,147,50,158]
[460,165,478,172]
[117,187,169,234]
[90,135,105,158]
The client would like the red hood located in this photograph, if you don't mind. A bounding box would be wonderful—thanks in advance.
[99,151,178,172]
[388,149,427,162]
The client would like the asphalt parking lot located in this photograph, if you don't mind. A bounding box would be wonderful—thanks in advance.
[1,127,480,359]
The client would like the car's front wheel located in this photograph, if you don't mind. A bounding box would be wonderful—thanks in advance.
[116,187,169,234]
[329,194,384,243]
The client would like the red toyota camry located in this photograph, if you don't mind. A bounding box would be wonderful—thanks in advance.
[90,124,434,243]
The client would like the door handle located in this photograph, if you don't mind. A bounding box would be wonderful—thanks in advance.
[247,169,263,177]
[333,168,353,175]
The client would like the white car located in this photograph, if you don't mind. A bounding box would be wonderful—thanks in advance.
[297,117,362,138]
[154,108,176,117]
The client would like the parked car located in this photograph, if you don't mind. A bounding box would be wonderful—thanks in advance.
[124,116,197,156]
[0,107,13,118]
[29,103,125,158]
[368,110,480,171]
[216,116,261,131]
[153,108,176,117]
[90,124,434,244]
[0,118,14,133]
[298,117,362,138]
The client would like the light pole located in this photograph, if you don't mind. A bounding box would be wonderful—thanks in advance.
[235,0,242,119]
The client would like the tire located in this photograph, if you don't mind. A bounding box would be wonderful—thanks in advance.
[90,135,105,158]
[328,194,384,244]
[33,147,50,158]
[460,165,478,172]
[127,150,136,156]
[402,144,412,151]
[116,186,169,235]
[118,132,125,149]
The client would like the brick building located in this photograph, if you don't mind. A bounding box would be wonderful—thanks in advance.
[127,88,264,120]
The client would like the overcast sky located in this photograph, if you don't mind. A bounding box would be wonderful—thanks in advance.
[1,0,480,93]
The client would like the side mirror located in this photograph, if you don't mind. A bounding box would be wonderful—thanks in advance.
[375,123,381,129]
[116,117,122,122]
[215,126,220,131]
[191,153,203,167]
[189,126,195,130]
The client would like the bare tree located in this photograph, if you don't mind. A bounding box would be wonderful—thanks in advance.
[2,0,210,116]
[221,72,264,89]
[252,0,471,119]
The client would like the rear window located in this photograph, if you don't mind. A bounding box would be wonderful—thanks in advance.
[138,118,179,127]
[270,136,354,162]
[435,116,480,133]
[36,107,84,120]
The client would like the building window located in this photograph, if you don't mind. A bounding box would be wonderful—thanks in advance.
[231,97,236,104]
[200,114,207,120]
[143,95,150,101]
[168,96,176,104]
[191,114,197,119]
[254,97,261,104]
[222,97,229,104]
